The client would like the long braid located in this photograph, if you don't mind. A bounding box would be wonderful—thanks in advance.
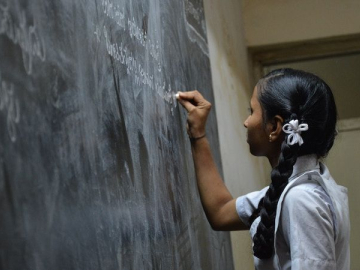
[252,114,300,259]
[247,136,298,226]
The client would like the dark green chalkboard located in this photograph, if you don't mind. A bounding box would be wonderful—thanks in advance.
[0,0,234,269]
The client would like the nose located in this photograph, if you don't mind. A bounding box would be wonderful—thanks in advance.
[244,117,249,128]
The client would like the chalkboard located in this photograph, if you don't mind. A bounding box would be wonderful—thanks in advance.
[0,0,234,269]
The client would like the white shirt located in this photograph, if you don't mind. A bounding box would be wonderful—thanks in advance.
[236,155,350,270]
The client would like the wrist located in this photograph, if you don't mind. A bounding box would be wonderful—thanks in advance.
[188,127,206,139]
[189,133,206,142]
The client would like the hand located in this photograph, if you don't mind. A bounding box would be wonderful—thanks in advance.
[176,90,212,138]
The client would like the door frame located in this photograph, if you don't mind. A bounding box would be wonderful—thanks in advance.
[248,33,360,86]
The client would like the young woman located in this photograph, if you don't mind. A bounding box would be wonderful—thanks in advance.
[176,68,350,270]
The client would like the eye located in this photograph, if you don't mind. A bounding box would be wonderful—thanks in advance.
[248,107,253,115]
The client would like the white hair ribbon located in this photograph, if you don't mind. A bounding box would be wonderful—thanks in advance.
[282,119,308,146]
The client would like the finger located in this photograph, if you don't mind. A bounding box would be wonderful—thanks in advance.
[177,96,196,112]
[177,90,204,105]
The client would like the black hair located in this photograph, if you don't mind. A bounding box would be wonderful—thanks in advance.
[249,68,338,259]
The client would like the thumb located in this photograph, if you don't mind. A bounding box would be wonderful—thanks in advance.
[177,95,196,112]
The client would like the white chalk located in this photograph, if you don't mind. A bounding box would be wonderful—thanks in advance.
[175,92,180,100]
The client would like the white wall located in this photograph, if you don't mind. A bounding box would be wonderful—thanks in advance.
[203,1,270,269]
[265,53,360,120]
[242,0,360,46]
[325,119,360,270]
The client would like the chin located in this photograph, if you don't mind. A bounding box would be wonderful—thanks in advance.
[249,146,256,156]
[249,147,264,157]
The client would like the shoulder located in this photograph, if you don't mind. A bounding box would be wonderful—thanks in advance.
[280,180,335,230]
[285,181,327,202]
[236,186,269,227]
[277,179,337,267]
[282,181,332,214]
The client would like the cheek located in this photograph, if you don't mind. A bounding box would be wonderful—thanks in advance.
[247,129,260,150]
[247,121,261,138]
[247,128,255,140]
[247,126,268,155]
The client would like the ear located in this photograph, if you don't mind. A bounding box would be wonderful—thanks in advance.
[268,115,284,142]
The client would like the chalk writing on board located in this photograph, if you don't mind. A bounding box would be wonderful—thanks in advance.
[127,16,161,68]
[0,3,46,75]
[184,0,208,56]
[98,0,178,113]
[0,73,21,142]
[101,0,161,72]
[101,0,126,30]
[0,1,233,269]
[185,0,201,23]
[95,24,177,115]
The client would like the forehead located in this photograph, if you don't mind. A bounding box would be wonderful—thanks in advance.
[251,87,259,105]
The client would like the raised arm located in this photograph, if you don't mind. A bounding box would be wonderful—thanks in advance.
[177,91,247,231]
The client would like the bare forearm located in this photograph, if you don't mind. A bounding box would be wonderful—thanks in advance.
[191,137,232,203]
[191,138,244,230]
[176,91,246,230]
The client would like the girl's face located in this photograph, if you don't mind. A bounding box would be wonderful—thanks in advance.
[244,87,272,157]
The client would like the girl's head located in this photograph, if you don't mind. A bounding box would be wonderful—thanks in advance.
[257,68,337,158]
[248,68,338,259]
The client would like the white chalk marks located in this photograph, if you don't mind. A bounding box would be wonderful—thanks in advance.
[101,0,161,67]
[0,72,21,142]
[184,0,208,56]
[0,3,46,75]
[128,16,161,69]
[97,0,177,115]
[102,0,126,30]
[185,0,202,24]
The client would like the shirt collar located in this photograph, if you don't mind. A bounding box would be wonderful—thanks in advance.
[288,154,320,182]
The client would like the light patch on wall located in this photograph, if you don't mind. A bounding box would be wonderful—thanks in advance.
[264,53,360,120]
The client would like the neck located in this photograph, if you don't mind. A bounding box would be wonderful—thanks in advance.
[268,156,279,168]
[267,147,282,168]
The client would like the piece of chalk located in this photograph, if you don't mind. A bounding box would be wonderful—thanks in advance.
[175,92,180,99]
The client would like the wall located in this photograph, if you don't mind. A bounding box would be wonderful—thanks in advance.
[242,0,360,46]
[203,1,270,269]
[265,53,360,120]
[326,120,360,270]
